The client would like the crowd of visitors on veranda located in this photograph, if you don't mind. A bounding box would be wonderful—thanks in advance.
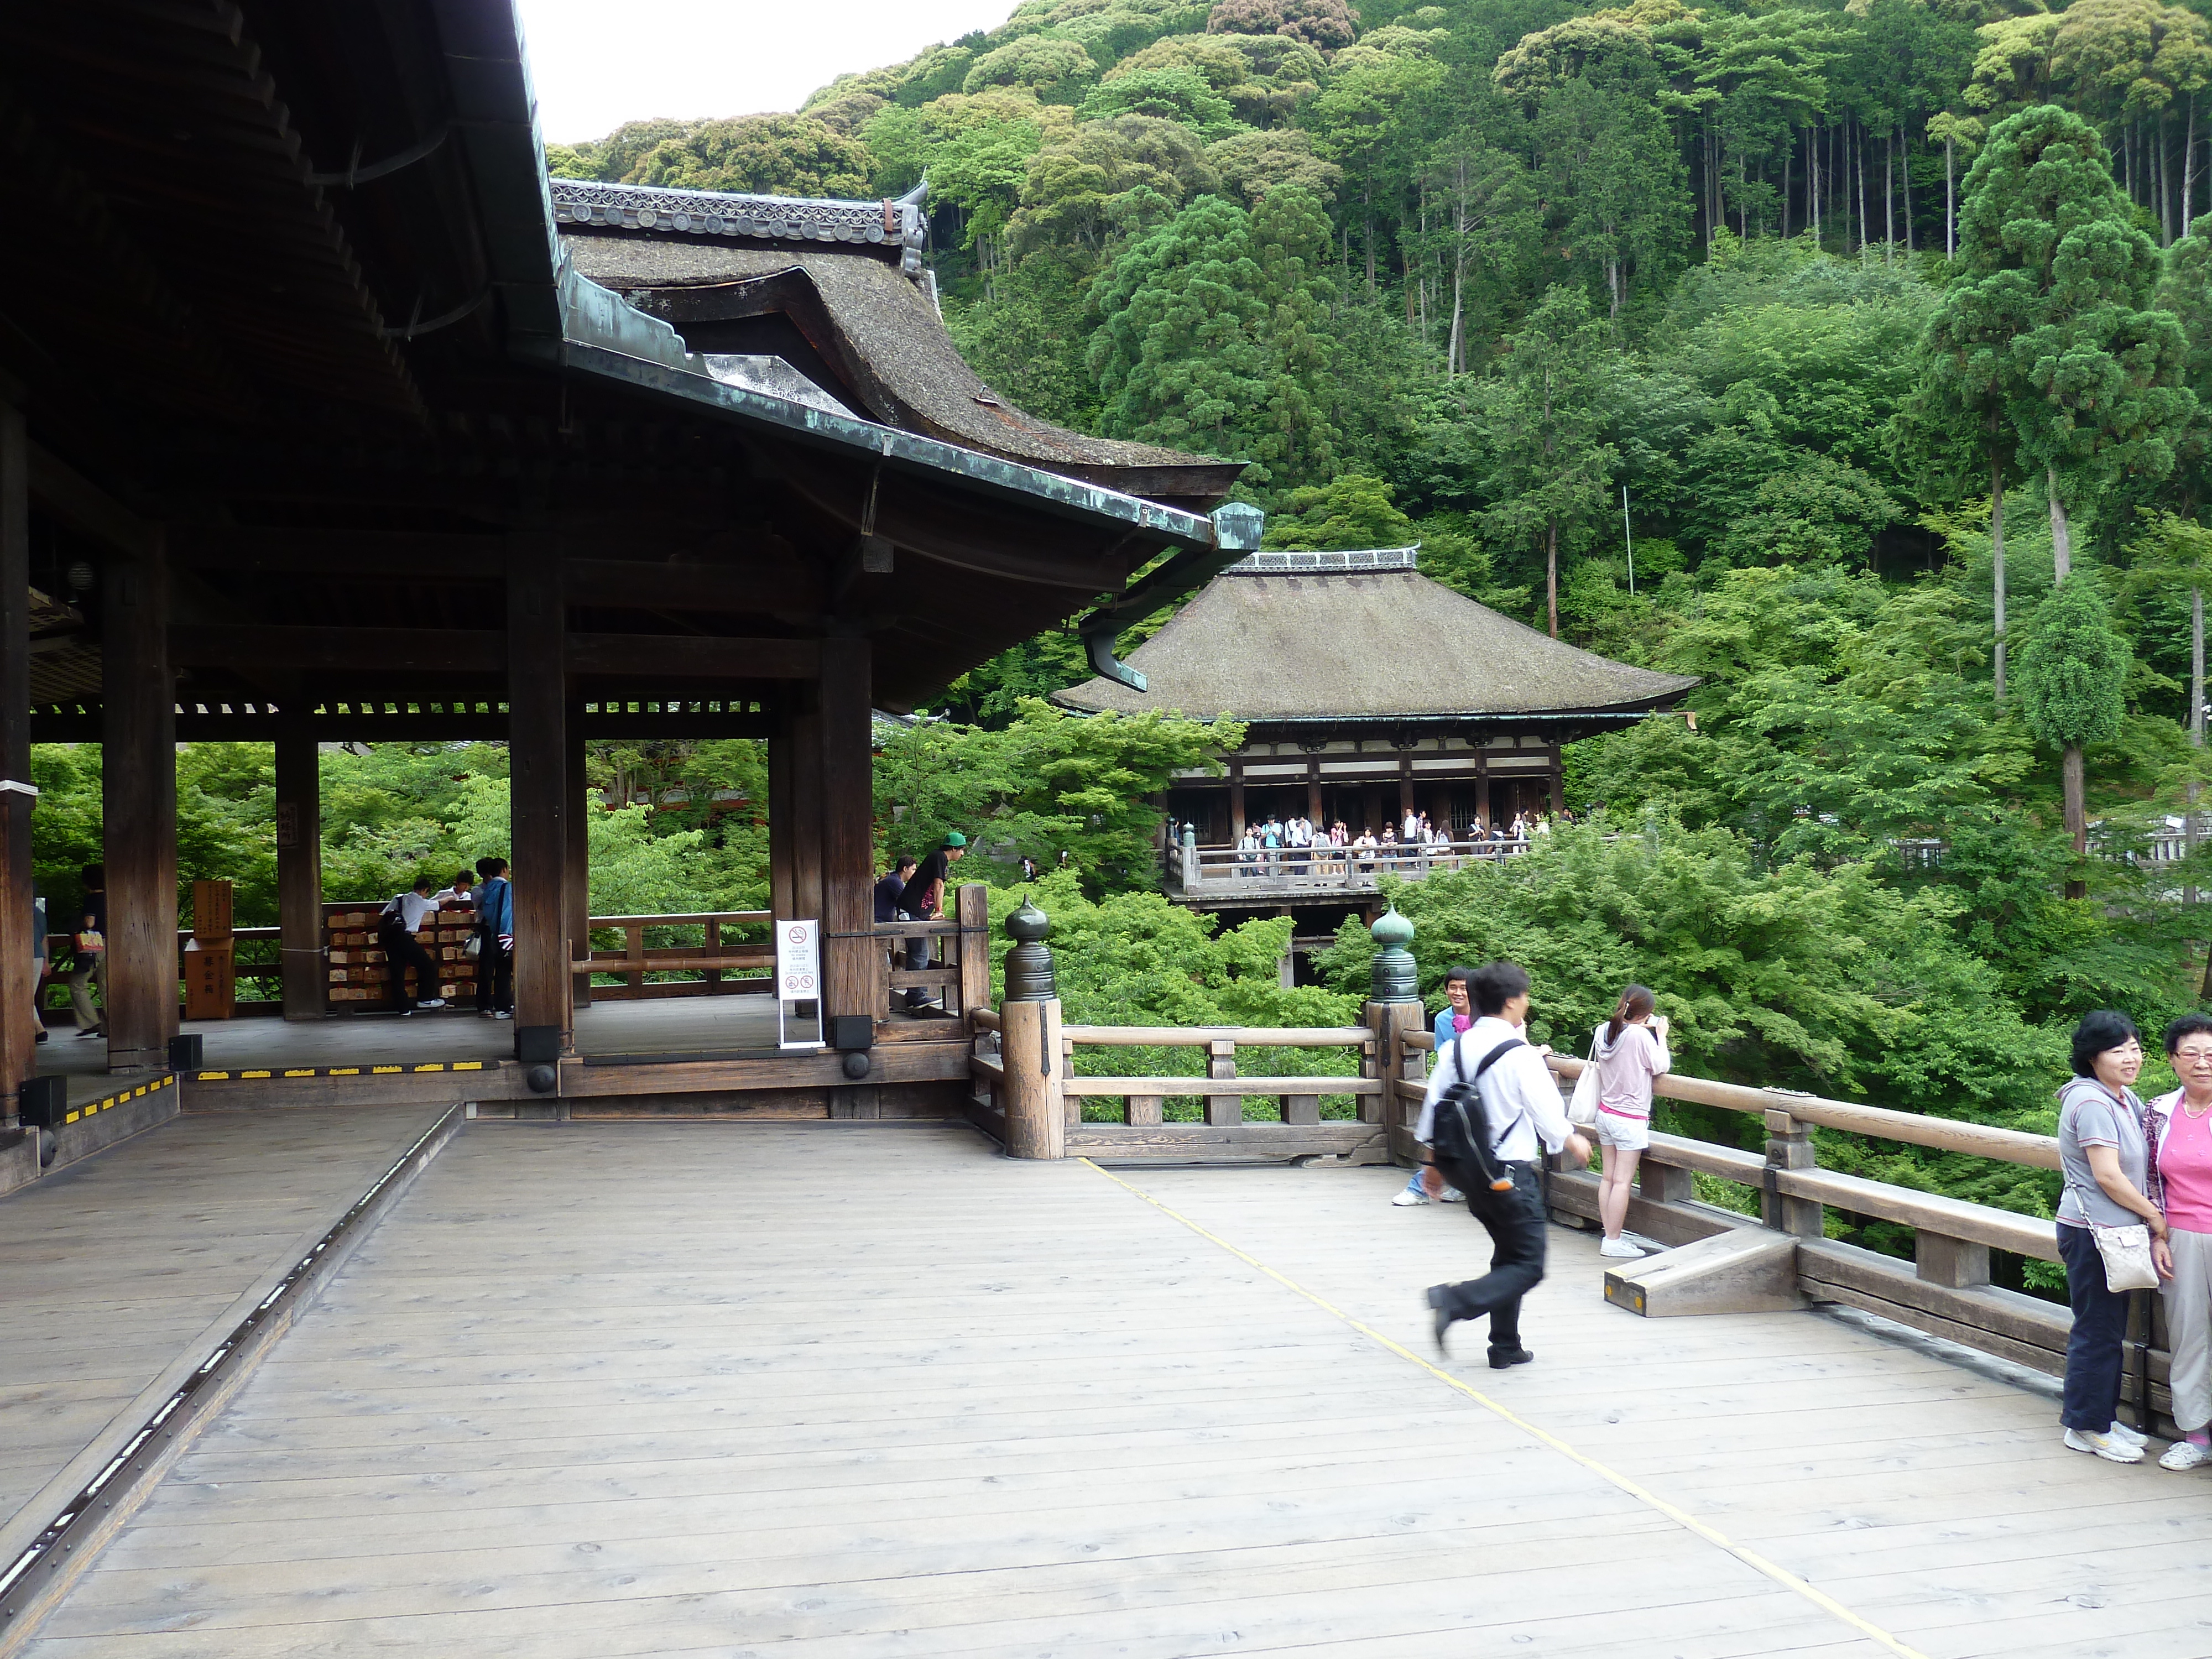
[1227,806,1582,878]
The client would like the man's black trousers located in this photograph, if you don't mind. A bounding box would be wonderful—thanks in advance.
[379,925,436,1013]
[1433,1159,1548,1352]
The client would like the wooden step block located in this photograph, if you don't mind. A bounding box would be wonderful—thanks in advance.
[1604,1228,1804,1317]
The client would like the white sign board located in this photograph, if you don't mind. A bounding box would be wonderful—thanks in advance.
[775,919,823,1050]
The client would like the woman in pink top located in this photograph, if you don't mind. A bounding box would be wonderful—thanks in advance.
[1592,985,1671,1259]
[2152,1013,2212,1470]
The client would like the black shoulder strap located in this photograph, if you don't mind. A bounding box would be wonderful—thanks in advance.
[1458,1035,1530,1153]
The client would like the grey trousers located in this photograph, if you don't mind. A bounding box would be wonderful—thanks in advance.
[66,958,105,1029]
[2164,1226,2212,1433]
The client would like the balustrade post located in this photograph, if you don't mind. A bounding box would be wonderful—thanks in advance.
[1914,1232,1991,1288]
[999,899,1064,1159]
[1363,906,1425,1166]
[1763,1107,1823,1237]
[1206,1037,1240,1128]
[1639,1161,1693,1204]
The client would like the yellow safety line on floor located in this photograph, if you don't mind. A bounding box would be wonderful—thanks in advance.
[1083,1159,1931,1659]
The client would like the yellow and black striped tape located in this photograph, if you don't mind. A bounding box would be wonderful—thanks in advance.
[192,1060,492,1082]
[60,1072,175,1125]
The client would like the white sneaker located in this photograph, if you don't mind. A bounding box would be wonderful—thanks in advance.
[417,998,447,1009]
[2108,1419,2148,1448]
[2065,1427,2145,1464]
[493,1010,513,1020]
[1598,1237,1642,1258]
[1438,1186,1465,1202]
[2159,1439,2211,1470]
[1391,1186,1430,1207]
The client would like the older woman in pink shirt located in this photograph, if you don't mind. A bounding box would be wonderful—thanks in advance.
[1592,985,1671,1259]
[2152,1013,2212,1470]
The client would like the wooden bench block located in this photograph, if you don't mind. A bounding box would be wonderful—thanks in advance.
[1604,1229,1804,1318]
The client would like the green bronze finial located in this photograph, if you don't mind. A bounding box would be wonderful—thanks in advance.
[1003,898,1057,1001]
[1369,904,1418,1004]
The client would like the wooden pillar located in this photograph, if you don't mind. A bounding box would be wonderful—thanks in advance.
[1305,756,1322,826]
[505,538,570,1052]
[566,706,592,1009]
[784,693,825,924]
[767,723,795,922]
[1475,745,1490,827]
[273,704,326,1020]
[102,532,176,1071]
[1763,1108,1822,1238]
[1548,740,1566,815]
[1000,995,1065,1159]
[1397,746,1416,822]
[816,637,878,1026]
[1365,997,1426,1161]
[1227,757,1245,836]
[0,401,33,1117]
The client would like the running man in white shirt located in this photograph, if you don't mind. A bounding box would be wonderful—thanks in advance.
[1416,960,1590,1366]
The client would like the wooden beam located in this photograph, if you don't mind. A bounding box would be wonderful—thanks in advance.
[507,538,569,1049]
[566,703,592,1011]
[26,441,158,557]
[566,633,820,680]
[273,705,326,1022]
[169,625,505,673]
[168,526,506,577]
[102,536,178,1071]
[0,403,34,1119]
[564,558,822,614]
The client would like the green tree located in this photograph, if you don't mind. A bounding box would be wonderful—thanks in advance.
[1482,285,1620,637]
[630,115,873,197]
[2017,575,2131,870]
[1078,66,1243,135]
[1264,473,1415,549]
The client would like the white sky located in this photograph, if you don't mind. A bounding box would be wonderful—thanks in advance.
[515,0,1017,143]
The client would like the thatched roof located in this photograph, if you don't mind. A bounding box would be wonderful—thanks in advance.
[1052,551,1697,723]
[560,229,1242,510]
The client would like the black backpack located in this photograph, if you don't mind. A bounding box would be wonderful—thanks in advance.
[1431,1035,1528,1192]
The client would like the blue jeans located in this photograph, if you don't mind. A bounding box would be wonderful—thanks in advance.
[2059,1221,2131,1432]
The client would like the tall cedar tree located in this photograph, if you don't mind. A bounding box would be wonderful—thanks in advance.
[1482,286,1619,638]
[2015,576,2130,875]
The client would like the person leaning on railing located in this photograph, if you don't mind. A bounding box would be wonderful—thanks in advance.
[1392,966,1473,1210]
[2147,1014,2212,1471]
[2055,1010,2171,1465]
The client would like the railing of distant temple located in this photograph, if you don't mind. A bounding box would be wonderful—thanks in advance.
[1171,836,1541,892]
[966,912,2174,1434]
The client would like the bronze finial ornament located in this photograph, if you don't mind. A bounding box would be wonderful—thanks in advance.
[1003,898,1057,1002]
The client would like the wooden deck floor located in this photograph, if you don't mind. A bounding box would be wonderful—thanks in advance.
[0,1105,451,1555]
[19,1123,2212,1657]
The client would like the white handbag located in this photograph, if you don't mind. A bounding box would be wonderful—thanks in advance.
[1567,1039,1601,1128]
[2088,1220,2161,1292]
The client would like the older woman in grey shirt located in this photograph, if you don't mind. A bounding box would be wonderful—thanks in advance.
[2056,1009,2174,1464]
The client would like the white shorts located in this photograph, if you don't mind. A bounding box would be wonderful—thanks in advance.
[1595,1108,1650,1151]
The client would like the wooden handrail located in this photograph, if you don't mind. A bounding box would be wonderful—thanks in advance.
[587,911,769,928]
[1064,1025,1373,1047]
[1062,1076,1381,1096]
[1543,1054,2060,1171]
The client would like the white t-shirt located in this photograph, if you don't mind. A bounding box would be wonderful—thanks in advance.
[1416,1015,1572,1164]
[384,892,439,932]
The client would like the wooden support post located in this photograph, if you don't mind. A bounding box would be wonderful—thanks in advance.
[566,705,592,1009]
[1763,1108,1822,1238]
[816,637,877,1029]
[1306,757,1322,827]
[0,401,32,1118]
[1548,741,1566,815]
[784,693,825,926]
[956,883,989,1020]
[1397,747,1416,822]
[102,534,176,1072]
[1365,998,1426,1160]
[1475,745,1490,828]
[1206,1036,1240,1128]
[273,703,326,1021]
[999,995,1065,1159]
[767,724,796,923]
[1639,1160,1694,1204]
[1128,1093,1164,1126]
[506,538,570,1051]
[1916,1231,1992,1289]
[1228,758,1245,836]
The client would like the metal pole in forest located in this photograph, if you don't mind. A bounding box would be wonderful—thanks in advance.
[1623,484,1635,596]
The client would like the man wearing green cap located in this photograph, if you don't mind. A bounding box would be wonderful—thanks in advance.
[895,832,967,1010]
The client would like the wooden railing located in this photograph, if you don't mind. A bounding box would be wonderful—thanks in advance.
[870,883,990,1024]
[1170,836,1539,894]
[1387,1030,2172,1431]
[573,911,771,1000]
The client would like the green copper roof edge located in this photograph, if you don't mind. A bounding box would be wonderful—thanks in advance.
[545,343,1218,547]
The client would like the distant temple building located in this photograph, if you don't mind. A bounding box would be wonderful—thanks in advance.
[1055,547,1695,920]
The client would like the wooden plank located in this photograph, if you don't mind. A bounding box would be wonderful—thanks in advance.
[1059,1076,1379,1095]
[1063,1026,1373,1047]
[1066,1123,1387,1161]
[1777,1168,2060,1262]
[565,633,821,680]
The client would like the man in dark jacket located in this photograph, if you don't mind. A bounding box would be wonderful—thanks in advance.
[473,857,514,1019]
[895,833,966,1010]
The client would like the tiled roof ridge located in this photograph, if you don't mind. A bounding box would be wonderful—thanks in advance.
[550,178,917,260]
[1226,546,1418,575]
